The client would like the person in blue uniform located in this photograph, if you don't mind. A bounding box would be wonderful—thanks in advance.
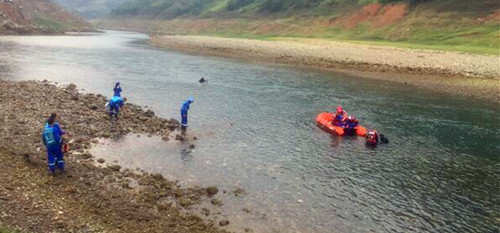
[180,97,194,129]
[113,82,122,97]
[109,96,124,117]
[42,113,65,174]
[345,115,359,129]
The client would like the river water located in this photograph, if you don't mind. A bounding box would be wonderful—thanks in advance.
[0,31,499,233]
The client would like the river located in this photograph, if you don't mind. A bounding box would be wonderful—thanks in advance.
[0,30,498,233]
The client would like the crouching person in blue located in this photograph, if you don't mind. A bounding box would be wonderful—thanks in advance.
[109,96,124,118]
[42,113,65,175]
[180,97,194,130]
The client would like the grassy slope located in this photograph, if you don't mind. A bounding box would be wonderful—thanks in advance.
[100,0,500,54]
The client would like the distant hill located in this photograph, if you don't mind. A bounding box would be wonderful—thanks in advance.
[53,0,134,19]
[98,0,500,54]
[0,0,93,34]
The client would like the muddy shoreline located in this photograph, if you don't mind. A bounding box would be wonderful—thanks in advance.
[0,80,230,232]
[151,35,500,102]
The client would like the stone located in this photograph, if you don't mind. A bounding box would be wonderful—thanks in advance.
[108,165,121,172]
[206,186,219,197]
[67,83,77,90]
[210,199,222,206]
[233,188,244,197]
[152,173,164,180]
[219,220,230,226]
[144,110,155,117]
[175,134,184,141]
[97,158,105,163]
[179,198,192,208]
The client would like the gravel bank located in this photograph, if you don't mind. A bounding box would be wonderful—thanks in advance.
[0,80,228,233]
[152,35,500,101]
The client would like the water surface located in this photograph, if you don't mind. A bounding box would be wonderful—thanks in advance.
[0,31,499,233]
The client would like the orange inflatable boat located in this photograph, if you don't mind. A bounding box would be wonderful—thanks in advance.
[316,112,367,136]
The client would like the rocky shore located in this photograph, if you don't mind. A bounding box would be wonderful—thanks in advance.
[151,35,500,102]
[0,80,228,232]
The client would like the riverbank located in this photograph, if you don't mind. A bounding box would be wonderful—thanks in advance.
[151,35,500,102]
[0,80,228,232]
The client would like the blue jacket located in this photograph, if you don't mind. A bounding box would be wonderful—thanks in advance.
[110,96,124,108]
[113,82,122,97]
[113,87,122,97]
[346,121,359,128]
[42,122,65,148]
[181,98,194,114]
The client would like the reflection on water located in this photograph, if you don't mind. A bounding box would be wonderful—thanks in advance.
[1,30,499,233]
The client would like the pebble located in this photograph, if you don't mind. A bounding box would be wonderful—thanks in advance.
[219,220,230,226]
[206,186,219,197]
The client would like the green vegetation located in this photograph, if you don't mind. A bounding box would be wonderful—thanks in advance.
[111,0,431,17]
[33,17,65,31]
[103,0,499,55]
[0,226,20,233]
[53,0,135,19]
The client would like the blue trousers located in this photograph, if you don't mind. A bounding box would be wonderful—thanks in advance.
[181,110,188,127]
[110,104,120,116]
[47,146,64,173]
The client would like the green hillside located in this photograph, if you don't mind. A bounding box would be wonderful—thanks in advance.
[53,0,135,19]
[99,0,500,54]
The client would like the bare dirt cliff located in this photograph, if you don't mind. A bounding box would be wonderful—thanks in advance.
[0,0,93,35]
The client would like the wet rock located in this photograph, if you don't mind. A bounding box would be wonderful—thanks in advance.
[64,186,78,194]
[97,158,105,163]
[219,220,230,226]
[210,199,222,206]
[144,110,155,117]
[201,208,210,216]
[121,183,131,189]
[108,165,121,172]
[233,188,244,197]
[157,204,171,211]
[188,144,195,149]
[66,83,77,90]
[179,198,192,208]
[168,119,180,130]
[206,186,219,197]
[152,173,164,181]
[81,153,92,159]
[175,134,184,141]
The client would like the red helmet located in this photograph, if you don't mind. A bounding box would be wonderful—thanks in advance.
[336,106,343,113]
